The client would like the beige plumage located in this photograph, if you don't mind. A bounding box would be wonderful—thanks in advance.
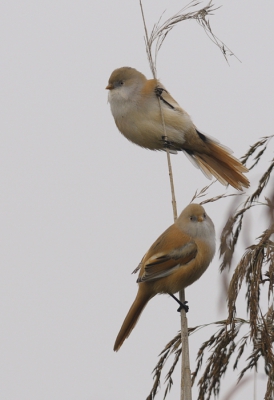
[114,203,215,351]
[106,67,249,190]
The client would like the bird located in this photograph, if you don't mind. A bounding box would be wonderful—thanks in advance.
[106,67,249,191]
[113,203,216,351]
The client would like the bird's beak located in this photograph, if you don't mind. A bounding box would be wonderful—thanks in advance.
[197,216,204,222]
[106,84,113,90]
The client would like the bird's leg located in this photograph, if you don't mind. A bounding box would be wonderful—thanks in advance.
[155,86,166,97]
[155,86,177,151]
[160,136,178,154]
[161,135,172,149]
[169,293,189,313]
[155,86,175,110]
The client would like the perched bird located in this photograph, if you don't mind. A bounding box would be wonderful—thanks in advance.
[114,203,216,351]
[106,67,249,190]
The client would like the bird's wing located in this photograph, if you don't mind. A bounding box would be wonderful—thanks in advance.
[137,227,197,282]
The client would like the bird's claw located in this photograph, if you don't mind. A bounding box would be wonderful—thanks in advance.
[177,301,189,313]
[155,87,165,97]
[155,86,175,110]
[161,136,172,149]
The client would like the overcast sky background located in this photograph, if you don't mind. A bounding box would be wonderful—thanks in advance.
[0,1,273,399]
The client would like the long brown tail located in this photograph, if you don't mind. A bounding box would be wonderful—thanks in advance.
[114,290,152,351]
[185,133,249,190]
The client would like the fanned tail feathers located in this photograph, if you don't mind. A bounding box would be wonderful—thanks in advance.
[185,137,249,190]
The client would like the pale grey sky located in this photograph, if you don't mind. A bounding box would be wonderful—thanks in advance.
[0,1,273,399]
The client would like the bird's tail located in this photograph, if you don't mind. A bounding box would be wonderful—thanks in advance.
[184,133,249,190]
[114,290,152,351]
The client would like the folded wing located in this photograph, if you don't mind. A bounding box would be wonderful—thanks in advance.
[138,241,197,282]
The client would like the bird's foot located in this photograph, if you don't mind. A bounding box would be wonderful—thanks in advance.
[169,293,189,313]
[161,137,178,154]
[155,86,166,97]
[161,136,172,148]
[155,87,175,110]
[177,301,189,313]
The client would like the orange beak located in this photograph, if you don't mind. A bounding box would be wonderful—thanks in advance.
[106,84,113,90]
[197,216,204,222]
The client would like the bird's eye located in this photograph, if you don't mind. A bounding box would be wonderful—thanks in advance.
[190,216,193,221]
[203,213,206,219]
[119,80,124,86]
